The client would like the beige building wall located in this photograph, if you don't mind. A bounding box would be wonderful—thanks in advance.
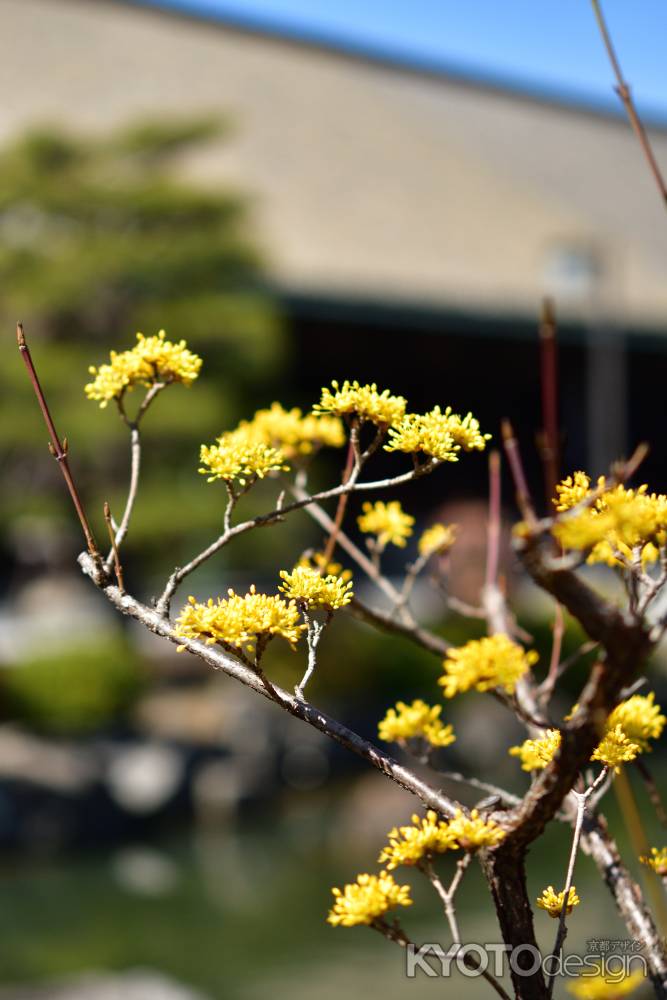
[1,0,666,328]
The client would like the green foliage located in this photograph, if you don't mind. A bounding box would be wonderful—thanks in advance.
[2,639,143,734]
[1,117,285,565]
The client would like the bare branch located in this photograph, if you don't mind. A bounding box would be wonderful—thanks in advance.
[157,461,439,615]
[103,501,124,594]
[581,810,667,995]
[590,0,667,207]
[347,597,450,656]
[80,552,463,820]
[546,769,609,997]
[17,323,101,559]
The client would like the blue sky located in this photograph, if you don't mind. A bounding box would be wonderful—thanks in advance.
[140,0,667,118]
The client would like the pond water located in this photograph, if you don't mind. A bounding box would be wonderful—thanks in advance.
[0,791,640,1000]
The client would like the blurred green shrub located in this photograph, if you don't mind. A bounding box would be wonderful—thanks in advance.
[2,639,143,733]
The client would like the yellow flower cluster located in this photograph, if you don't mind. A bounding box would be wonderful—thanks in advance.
[510,694,664,774]
[591,725,640,773]
[378,699,456,748]
[536,885,580,918]
[640,846,667,876]
[417,523,457,558]
[328,809,504,929]
[439,634,538,698]
[379,811,458,869]
[327,870,412,927]
[175,587,305,653]
[554,472,600,512]
[509,729,562,771]
[315,380,407,427]
[85,330,202,406]
[378,808,505,872]
[386,406,490,463]
[447,808,506,850]
[278,565,353,610]
[606,692,665,752]
[553,473,667,567]
[238,402,345,460]
[199,429,287,486]
[357,500,415,549]
[567,968,645,1000]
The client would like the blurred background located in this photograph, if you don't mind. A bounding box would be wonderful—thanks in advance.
[1,1,667,996]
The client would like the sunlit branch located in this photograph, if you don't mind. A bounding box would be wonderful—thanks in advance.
[156,461,439,615]
[546,769,609,997]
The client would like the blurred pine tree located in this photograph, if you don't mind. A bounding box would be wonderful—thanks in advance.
[0,118,286,572]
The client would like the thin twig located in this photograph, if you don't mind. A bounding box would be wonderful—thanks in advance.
[538,639,598,702]
[539,604,565,707]
[370,918,413,948]
[103,501,124,593]
[485,450,502,591]
[290,485,413,615]
[80,552,464,820]
[538,297,560,505]
[295,609,332,699]
[421,855,511,1000]
[635,757,667,828]
[432,769,521,808]
[17,323,100,558]
[590,0,667,207]
[156,461,438,615]
[106,424,140,567]
[348,597,450,656]
[108,383,167,570]
[501,419,537,526]
[320,436,357,568]
[546,768,609,997]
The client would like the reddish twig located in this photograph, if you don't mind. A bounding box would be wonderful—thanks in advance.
[485,450,502,589]
[501,419,537,526]
[16,323,100,558]
[540,604,565,707]
[538,297,560,505]
[320,437,355,568]
[590,0,667,207]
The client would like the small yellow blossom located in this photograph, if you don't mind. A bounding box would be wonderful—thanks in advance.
[554,471,596,512]
[378,699,456,748]
[640,846,667,876]
[536,885,580,918]
[567,967,645,999]
[357,500,415,549]
[417,523,458,558]
[385,405,489,464]
[509,729,561,771]
[238,402,345,459]
[447,808,506,850]
[606,692,665,753]
[327,870,412,927]
[297,552,353,582]
[278,565,353,610]
[439,634,538,698]
[85,330,202,406]
[199,428,288,486]
[315,380,407,427]
[132,330,202,384]
[379,811,458,869]
[175,587,305,653]
[591,725,640,773]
